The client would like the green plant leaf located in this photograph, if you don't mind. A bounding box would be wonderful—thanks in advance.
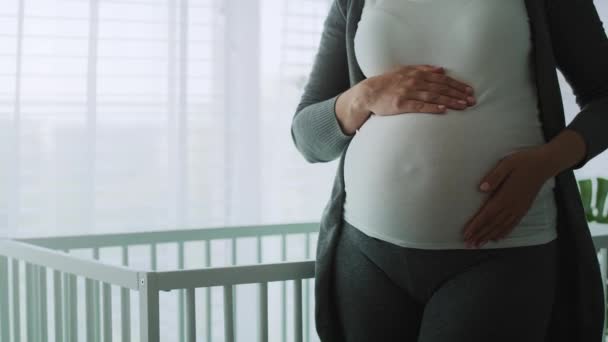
[596,177,608,223]
[578,178,595,222]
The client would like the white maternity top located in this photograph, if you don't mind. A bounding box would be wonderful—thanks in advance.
[342,0,558,249]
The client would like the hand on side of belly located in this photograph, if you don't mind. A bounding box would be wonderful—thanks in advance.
[462,145,556,249]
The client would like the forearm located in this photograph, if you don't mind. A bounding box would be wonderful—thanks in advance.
[291,95,354,163]
[540,128,588,177]
[291,82,372,163]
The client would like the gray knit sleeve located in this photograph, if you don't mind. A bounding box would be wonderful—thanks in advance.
[290,0,355,163]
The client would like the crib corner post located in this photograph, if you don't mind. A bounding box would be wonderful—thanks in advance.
[138,272,159,342]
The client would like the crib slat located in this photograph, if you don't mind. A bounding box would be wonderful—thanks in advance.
[178,241,185,342]
[86,278,95,341]
[102,283,112,342]
[63,272,71,342]
[305,233,311,342]
[12,259,20,342]
[281,233,287,342]
[121,246,131,342]
[54,270,63,342]
[223,285,234,342]
[185,288,196,342]
[294,279,303,342]
[93,248,101,342]
[0,256,9,342]
[63,249,72,342]
[96,278,101,342]
[257,237,267,342]
[204,240,211,342]
[121,288,131,342]
[231,237,237,334]
[258,282,268,342]
[39,267,48,342]
[102,283,113,342]
[34,265,41,341]
[26,263,34,341]
[34,264,41,341]
[70,274,78,341]
[31,266,37,341]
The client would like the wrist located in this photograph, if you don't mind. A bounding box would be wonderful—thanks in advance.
[539,128,587,176]
[350,80,372,121]
[350,91,371,121]
[336,89,363,136]
[335,82,372,135]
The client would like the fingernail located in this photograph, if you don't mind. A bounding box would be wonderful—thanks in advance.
[480,182,490,191]
[466,86,473,94]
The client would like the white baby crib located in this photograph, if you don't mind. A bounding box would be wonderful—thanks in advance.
[1,221,608,342]
[0,222,321,342]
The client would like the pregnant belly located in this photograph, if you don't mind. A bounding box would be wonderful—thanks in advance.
[343,110,550,244]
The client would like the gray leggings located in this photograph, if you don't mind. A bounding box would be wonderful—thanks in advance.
[332,219,558,342]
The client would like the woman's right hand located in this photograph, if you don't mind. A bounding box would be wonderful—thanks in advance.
[335,64,476,135]
[362,64,476,116]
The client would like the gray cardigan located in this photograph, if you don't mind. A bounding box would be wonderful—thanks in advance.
[291,0,608,341]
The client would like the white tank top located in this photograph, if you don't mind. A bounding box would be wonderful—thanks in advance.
[343,0,558,249]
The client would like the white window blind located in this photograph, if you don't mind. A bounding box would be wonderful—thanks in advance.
[0,0,230,237]
[0,0,343,239]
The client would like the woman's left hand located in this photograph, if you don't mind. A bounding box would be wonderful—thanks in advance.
[462,145,556,248]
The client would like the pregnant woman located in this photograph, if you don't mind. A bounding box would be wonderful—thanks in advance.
[291,0,608,341]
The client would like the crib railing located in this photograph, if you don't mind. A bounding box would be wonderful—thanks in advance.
[0,222,319,342]
[1,222,608,342]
